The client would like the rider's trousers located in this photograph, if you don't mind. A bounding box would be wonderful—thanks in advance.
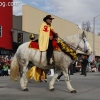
[46,40,53,64]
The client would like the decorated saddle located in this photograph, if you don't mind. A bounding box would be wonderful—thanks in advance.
[28,38,77,60]
[28,39,60,51]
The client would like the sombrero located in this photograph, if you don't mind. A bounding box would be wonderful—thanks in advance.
[43,15,54,22]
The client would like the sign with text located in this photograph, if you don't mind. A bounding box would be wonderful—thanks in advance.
[0,49,10,55]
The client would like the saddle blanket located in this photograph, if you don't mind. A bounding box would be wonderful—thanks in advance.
[28,40,60,51]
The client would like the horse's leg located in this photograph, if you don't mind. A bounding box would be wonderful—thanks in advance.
[39,69,43,82]
[23,67,28,90]
[63,68,77,93]
[44,71,47,79]
[43,70,47,82]
[19,61,29,91]
[49,73,58,91]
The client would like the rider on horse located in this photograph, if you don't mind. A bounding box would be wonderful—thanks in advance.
[38,15,58,65]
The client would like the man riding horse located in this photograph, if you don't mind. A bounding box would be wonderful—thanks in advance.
[38,15,58,65]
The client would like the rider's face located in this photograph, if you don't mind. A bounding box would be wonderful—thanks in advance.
[46,18,52,25]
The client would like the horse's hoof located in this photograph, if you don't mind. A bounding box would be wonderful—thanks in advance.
[44,80,47,82]
[49,88,55,91]
[14,79,18,82]
[71,90,77,93]
[23,88,29,91]
[39,80,43,82]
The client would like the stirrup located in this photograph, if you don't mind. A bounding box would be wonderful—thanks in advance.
[47,58,53,65]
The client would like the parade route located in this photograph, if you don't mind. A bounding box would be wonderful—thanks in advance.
[0,72,100,100]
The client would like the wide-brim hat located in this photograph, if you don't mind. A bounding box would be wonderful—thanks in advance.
[43,15,54,22]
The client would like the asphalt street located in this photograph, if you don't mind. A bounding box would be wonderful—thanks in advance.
[0,72,100,100]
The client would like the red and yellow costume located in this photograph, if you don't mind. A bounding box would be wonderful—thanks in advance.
[26,66,46,82]
[38,22,57,51]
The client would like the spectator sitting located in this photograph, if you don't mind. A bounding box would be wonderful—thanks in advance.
[3,63,9,76]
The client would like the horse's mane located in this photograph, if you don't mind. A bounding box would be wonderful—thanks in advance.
[63,34,80,48]
[57,34,79,60]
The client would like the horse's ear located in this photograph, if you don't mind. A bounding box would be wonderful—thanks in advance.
[82,31,86,38]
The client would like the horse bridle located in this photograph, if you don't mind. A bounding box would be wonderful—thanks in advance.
[77,37,89,53]
[58,36,88,53]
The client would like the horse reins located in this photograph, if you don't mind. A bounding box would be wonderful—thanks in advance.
[58,37,86,53]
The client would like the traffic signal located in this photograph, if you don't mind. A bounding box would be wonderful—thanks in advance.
[17,33,23,44]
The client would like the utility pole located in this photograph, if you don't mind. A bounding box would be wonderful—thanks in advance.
[93,14,100,59]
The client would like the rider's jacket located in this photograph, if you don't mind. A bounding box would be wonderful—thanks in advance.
[38,22,56,51]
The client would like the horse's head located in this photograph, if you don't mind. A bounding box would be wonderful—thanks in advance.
[78,31,92,55]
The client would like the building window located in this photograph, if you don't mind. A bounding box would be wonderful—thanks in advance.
[0,26,2,37]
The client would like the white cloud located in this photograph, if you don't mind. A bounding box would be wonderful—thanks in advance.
[36,0,100,33]
[31,1,38,6]
[13,0,25,15]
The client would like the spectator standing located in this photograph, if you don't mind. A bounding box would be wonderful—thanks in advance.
[95,60,99,71]
[73,61,76,73]
[57,66,70,81]
[0,63,3,76]
[69,62,74,75]
[57,72,63,81]
[81,56,88,76]
[80,55,84,75]
[98,63,100,72]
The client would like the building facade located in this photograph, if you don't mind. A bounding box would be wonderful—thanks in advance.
[12,5,100,57]
[0,0,13,55]
[21,5,100,56]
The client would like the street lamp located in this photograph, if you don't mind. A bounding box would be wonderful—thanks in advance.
[93,14,100,58]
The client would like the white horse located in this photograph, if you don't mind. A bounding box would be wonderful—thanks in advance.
[10,32,92,93]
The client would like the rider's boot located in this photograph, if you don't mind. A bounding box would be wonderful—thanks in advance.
[47,57,54,65]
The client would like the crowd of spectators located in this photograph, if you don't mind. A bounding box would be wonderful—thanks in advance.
[0,55,12,76]
[0,54,100,79]
[56,54,100,81]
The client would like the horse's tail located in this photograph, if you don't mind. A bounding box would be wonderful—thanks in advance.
[10,54,19,81]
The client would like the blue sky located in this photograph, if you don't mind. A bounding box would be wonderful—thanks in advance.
[13,0,100,33]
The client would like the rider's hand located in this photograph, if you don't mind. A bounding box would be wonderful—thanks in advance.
[55,33,58,38]
[50,36,53,40]
[54,33,58,38]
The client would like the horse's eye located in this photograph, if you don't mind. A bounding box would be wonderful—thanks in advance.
[85,50,88,53]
